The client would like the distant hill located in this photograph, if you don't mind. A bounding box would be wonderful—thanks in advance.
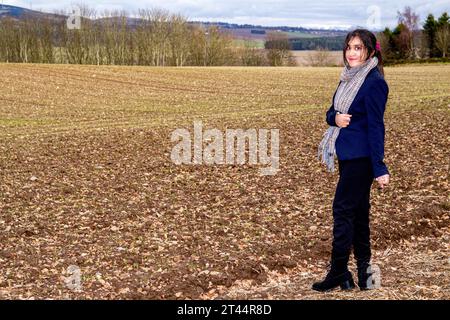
[194,20,348,34]
[0,4,65,21]
[192,21,348,47]
[0,4,28,17]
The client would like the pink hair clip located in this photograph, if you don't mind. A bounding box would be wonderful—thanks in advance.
[376,41,381,52]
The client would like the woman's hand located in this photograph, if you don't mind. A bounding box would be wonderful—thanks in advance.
[375,174,390,189]
[335,112,352,128]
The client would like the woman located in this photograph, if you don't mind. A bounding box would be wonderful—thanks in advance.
[314,29,390,291]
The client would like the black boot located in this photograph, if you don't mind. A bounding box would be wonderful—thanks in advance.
[357,260,376,290]
[312,256,355,292]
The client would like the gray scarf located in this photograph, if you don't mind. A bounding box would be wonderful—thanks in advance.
[318,56,379,172]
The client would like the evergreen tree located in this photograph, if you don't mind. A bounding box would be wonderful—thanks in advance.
[423,14,438,57]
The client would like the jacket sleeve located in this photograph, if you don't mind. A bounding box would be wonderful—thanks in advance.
[366,78,389,179]
[326,84,340,127]
[326,105,338,127]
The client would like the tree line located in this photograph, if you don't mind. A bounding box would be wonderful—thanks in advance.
[272,6,450,66]
[288,37,346,51]
[0,6,448,66]
[0,7,276,66]
[379,7,449,62]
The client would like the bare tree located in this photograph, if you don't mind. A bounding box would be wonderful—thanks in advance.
[307,47,332,66]
[187,25,207,66]
[265,31,292,66]
[204,26,233,66]
[167,13,190,66]
[436,24,449,58]
[397,6,420,58]
[0,18,19,62]
[239,39,267,66]
[37,17,55,63]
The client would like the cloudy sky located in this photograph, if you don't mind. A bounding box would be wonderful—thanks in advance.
[3,0,449,29]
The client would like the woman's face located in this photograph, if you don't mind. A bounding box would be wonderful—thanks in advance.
[345,36,369,68]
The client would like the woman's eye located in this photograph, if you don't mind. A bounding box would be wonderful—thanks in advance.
[346,46,362,51]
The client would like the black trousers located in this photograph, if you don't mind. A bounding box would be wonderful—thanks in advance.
[331,156,374,268]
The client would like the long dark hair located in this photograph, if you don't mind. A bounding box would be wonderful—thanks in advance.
[342,29,384,77]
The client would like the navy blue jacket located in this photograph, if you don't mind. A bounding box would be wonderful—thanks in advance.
[326,67,389,178]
